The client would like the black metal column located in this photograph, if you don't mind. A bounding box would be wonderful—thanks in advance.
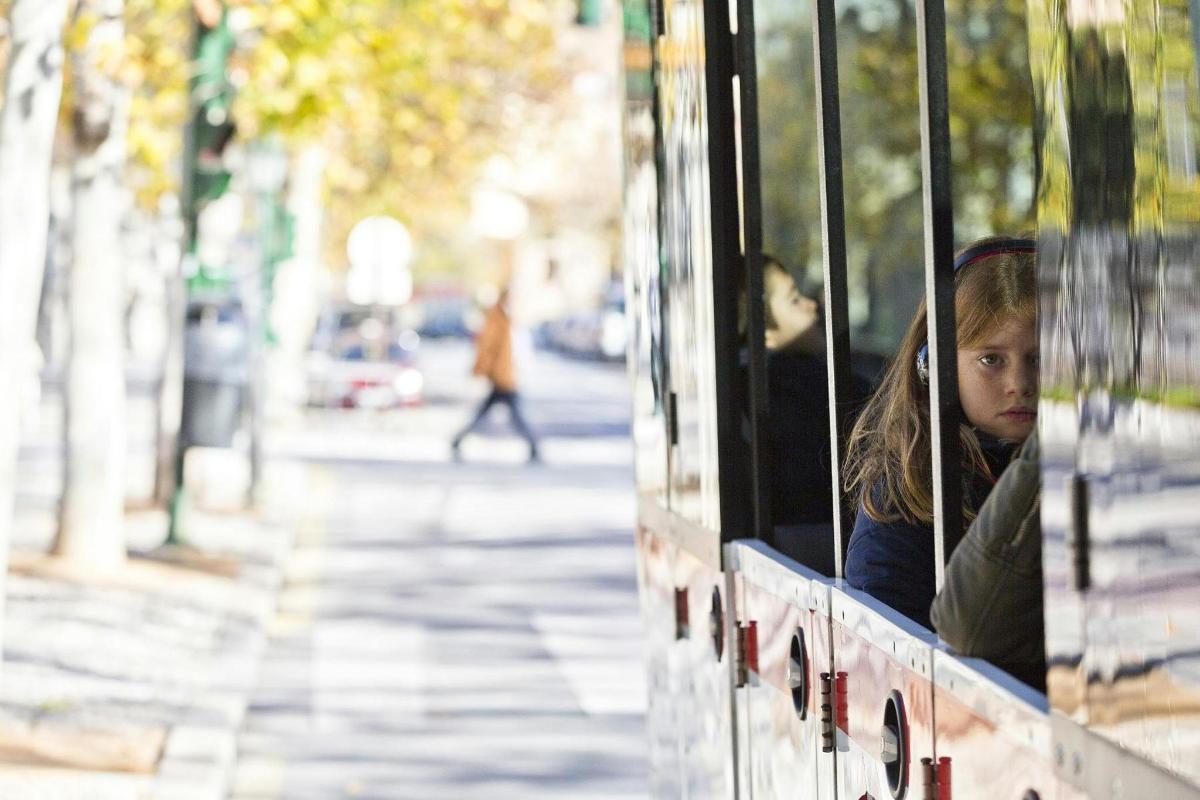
[811,0,854,577]
[734,0,772,545]
[703,0,754,545]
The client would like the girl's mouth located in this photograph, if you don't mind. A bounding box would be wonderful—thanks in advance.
[1001,408,1037,422]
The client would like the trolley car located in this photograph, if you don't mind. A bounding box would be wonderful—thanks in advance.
[620,0,1200,797]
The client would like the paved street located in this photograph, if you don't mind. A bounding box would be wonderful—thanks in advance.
[230,339,649,799]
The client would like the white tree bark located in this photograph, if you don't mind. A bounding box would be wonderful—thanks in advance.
[0,0,70,653]
[52,0,128,568]
[153,205,186,507]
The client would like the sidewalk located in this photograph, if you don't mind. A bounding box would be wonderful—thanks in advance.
[0,451,298,799]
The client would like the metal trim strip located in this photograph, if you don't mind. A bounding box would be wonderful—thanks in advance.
[931,648,1050,748]
[639,494,723,569]
[727,539,825,608]
[1051,712,1200,799]
[831,585,938,677]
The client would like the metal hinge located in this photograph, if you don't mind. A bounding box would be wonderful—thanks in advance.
[920,756,952,800]
[735,620,758,687]
[820,672,835,752]
[674,587,689,640]
[667,391,679,446]
[1070,473,1090,591]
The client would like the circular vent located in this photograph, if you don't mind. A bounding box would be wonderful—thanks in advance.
[788,630,809,719]
[881,690,909,799]
[709,587,724,660]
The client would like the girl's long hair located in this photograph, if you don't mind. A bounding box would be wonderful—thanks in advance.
[843,236,1037,526]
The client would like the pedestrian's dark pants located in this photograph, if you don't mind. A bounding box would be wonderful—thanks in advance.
[453,387,539,456]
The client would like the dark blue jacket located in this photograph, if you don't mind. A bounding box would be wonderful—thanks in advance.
[845,435,1017,629]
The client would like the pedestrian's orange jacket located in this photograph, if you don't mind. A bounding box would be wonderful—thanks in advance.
[472,303,516,391]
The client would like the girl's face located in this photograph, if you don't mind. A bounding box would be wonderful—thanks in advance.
[956,315,1038,442]
[764,267,821,353]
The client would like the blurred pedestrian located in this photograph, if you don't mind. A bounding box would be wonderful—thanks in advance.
[451,287,541,462]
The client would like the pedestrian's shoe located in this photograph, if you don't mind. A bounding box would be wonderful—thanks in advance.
[450,439,463,462]
[527,448,542,465]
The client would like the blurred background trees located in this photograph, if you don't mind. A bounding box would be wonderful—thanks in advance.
[0,0,71,654]
[0,0,618,658]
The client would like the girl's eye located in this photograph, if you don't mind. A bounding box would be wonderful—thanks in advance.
[978,354,1001,367]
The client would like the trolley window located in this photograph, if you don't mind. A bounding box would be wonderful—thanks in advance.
[739,0,1040,605]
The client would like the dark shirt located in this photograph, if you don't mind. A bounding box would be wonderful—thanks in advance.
[763,349,871,526]
[845,433,1017,629]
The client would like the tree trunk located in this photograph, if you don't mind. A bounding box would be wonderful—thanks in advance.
[0,0,70,655]
[52,0,128,568]
[153,211,186,507]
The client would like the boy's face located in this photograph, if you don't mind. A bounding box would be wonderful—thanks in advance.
[764,267,820,352]
[957,315,1038,442]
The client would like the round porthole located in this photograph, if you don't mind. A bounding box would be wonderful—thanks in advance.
[709,587,724,660]
[881,690,909,799]
[788,630,809,719]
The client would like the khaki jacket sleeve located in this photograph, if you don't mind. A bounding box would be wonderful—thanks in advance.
[930,432,1044,668]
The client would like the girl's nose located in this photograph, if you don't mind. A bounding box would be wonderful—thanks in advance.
[1010,361,1037,397]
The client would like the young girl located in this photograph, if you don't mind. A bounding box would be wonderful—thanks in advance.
[842,236,1038,628]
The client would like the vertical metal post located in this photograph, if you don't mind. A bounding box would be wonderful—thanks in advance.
[811,0,854,577]
[915,0,962,589]
[734,0,772,545]
[703,0,754,543]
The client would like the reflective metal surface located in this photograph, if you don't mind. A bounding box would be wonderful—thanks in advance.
[674,546,735,796]
[831,586,936,800]
[1031,0,1200,789]
[741,578,821,799]
[623,0,670,507]
[659,0,722,530]
[729,541,826,799]
[931,650,1062,799]
[635,526,683,797]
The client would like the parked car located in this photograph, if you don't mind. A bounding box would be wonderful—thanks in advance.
[306,305,423,409]
[538,293,627,362]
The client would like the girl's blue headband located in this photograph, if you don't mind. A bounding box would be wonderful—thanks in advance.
[915,238,1037,384]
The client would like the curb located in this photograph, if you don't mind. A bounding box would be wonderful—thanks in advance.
[152,516,293,800]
